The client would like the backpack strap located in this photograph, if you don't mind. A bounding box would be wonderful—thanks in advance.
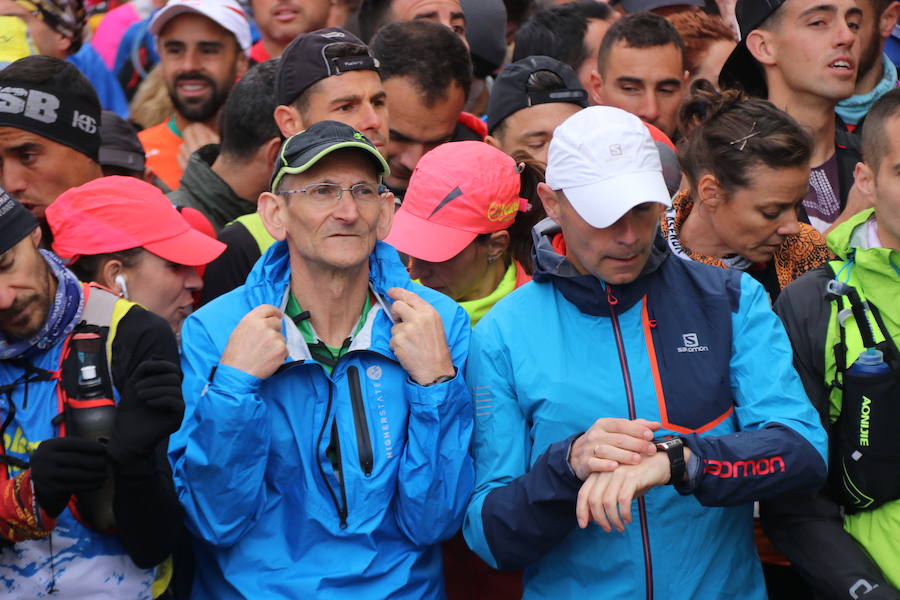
[234,213,276,256]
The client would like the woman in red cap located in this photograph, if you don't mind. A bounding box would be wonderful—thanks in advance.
[46,176,226,335]
[385,140,544,599]
[385,142,544,327]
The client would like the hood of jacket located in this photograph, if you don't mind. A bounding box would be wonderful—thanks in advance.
[169,144,257,231]
[530,218,669,316]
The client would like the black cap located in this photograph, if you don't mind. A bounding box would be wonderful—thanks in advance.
[460,0,507,78]
[620,0,703,11]
[98,111,146,172]
[274,27,380,107]
[487,56,588,134]
[270,121,390,192]
[719,0,786,97]
[0,187,38,254]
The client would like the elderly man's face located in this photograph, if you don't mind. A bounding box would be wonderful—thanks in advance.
[268,150,393,271]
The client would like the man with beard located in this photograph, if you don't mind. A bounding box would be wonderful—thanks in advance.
[138,0,251,190]
[0,188,185,597]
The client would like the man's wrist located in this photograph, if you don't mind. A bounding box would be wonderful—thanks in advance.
[412,364,456,386]
[654,437,686,485]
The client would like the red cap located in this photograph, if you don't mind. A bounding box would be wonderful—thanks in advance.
[46,176,226,266]
[385,141,527,263]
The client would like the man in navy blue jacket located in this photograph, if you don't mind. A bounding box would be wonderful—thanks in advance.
[463,106,829,599]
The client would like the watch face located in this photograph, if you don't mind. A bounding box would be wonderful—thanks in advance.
[656,438,682,451]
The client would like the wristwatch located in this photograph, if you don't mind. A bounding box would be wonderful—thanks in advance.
[654,437,685,485]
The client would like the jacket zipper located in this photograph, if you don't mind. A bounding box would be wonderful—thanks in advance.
[607,285,654,600]
[315,383,349,528]
[347,366,373,476]
[308,351,401,529]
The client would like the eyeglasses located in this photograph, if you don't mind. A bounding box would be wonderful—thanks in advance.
[280,182,383,208]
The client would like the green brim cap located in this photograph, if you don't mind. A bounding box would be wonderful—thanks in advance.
[270,121,390,192]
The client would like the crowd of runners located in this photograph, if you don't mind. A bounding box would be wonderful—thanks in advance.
[0,0,898,598]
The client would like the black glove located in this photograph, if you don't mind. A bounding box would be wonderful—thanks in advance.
[107,360,185,466]
[30,437,109,518]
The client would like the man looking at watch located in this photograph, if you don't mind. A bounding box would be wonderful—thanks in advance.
[462,106,829,599]
[169,121,473,599]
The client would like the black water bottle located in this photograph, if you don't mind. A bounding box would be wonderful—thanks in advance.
[68,349,117,531]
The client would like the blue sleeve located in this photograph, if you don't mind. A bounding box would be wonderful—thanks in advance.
[462,317,582,570]
[392,302,475,546]
[113,19,158,90]
[167,314,270,547]
[681,275,828,505]
[68,46,129,118]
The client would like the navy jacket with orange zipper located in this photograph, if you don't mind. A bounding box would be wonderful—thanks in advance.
[462,220,828,599]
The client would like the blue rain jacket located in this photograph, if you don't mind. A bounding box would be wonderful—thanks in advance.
[170,241,474,599]
[463,221,828,599]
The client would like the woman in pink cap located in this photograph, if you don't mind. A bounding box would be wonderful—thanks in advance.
[386,141,545,599]
[385,142,544,327]
[46,176,226,335]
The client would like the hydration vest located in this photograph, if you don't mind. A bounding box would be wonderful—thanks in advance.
[824,258,900,513]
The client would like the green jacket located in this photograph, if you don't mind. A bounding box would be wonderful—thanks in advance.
[761,209,900,598]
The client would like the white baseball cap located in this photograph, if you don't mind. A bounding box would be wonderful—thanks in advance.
[150,0,252,55]
[546,106,671,229]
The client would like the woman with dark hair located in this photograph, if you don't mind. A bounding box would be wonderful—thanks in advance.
[385,141,545,326]
[661,83,832,300]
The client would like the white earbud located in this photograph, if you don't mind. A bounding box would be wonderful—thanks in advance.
[114,275,129,300]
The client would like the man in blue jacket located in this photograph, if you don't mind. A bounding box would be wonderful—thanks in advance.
[169,121,474,599]
[462,106,829,599]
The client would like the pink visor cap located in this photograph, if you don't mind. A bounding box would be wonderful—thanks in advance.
[46,176,226,267]
[385,141,528,263]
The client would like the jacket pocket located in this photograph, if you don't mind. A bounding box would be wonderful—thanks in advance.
[347,366,373,476]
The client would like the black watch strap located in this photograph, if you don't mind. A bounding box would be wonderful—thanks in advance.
[655,437,685,485]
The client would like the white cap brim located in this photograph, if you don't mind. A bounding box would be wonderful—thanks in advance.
[561,169,671,229]
[150,2,252,54]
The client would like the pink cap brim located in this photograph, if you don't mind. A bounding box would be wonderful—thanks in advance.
[143,227,226,267]
[384,209,478,263]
